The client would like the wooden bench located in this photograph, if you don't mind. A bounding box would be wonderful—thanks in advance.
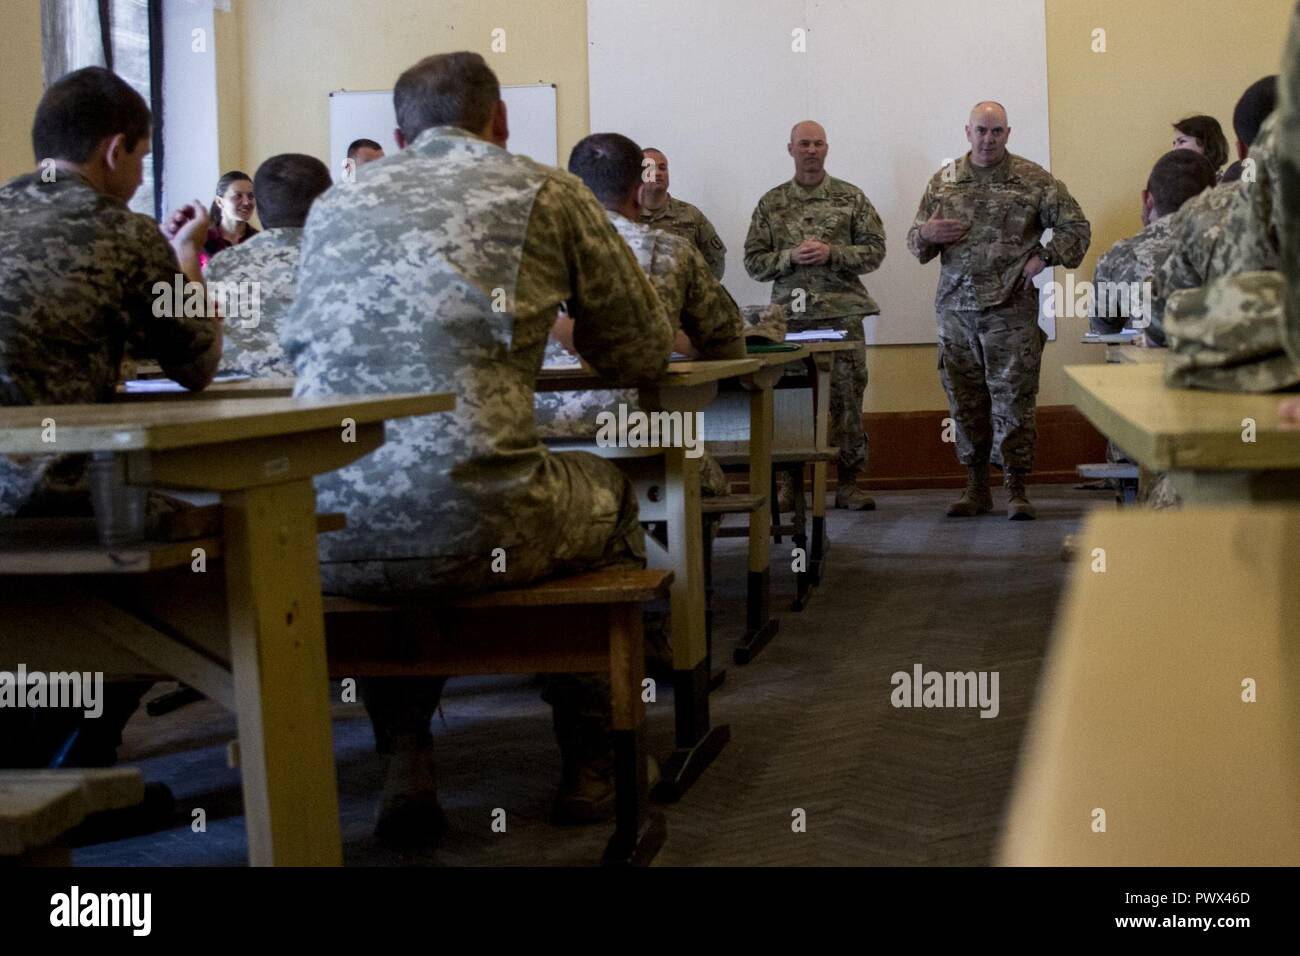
[323,567,673,866]
[0,768,144,865]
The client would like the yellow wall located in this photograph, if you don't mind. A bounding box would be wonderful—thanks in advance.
[0,1,45,182]
[217,0,1292,412]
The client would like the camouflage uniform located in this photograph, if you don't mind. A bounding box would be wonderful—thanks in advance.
[1161,0,1300,396]
[0,170,215,768]
[1091,214,1176,339]
[640,194,727,280]
[1151,182,1242,338]
[744,175,886,482]
[906,153,1090,469]
[0,172,216,517]
[535,210,743,495]
[1163,112,1295,392]
[282,126,674,759]
[203,226,303,377]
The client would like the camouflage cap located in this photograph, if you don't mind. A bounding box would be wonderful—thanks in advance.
[740,303,788,343]
[1164,271,1300,391]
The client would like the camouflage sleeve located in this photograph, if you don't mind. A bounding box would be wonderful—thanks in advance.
[743,197,794,282]
[695,210,727,280]
[831,192,886,275]
[678,244,746,360]
[526,177,672,384]
[123,214,217,380]
[906,178,941,263]
[1040,176,1091,268]
[1090,250,1127,335]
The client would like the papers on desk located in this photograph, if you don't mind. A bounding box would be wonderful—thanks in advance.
[122,374,252,393]
[1081,330,1141,344]
[785,329,848,342]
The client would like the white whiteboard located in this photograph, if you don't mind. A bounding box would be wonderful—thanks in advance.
[589,0,1055,345]
[328,83,559,177]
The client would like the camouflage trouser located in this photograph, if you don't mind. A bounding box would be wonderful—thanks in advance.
[358,450,645,756]
[790,316,869,481]
[937,297,1045,470]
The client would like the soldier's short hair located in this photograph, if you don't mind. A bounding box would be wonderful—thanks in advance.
[393,52,500,141]
[568,133,644,206]
[1233,76,1278,147]
[1147,149,1216,217]
[1172,115,1230,171]
[32,66,151,164]
[253,154,333,229]
[346,138,383,160]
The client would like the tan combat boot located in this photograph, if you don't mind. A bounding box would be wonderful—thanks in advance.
[835,479,876,511]
[1006,468,1037,520]
[946,463,993,517]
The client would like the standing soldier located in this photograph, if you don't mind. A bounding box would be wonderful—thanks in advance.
[744,120,886,510]
[640,147,728,279]
[907,101,1090,520]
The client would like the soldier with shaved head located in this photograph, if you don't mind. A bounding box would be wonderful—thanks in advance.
[744,119,887,510]
[908,101,1090,520]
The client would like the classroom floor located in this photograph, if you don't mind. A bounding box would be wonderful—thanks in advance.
[75,484,1108,867]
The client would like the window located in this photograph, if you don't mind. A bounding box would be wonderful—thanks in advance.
[40,0,164,217]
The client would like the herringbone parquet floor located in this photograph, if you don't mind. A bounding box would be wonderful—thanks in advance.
[76,486,1104,866]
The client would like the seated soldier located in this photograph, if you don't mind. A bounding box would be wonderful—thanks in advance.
[1091,149,1216,341]
[1153,77,1280,335]
[0,67,221,768]
[280,53,674,844]
[205,153,332,377]
[535,132,745,497]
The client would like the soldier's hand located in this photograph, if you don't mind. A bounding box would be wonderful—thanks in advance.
[919,211,968,245]
[790,239,831,266]
[162,201,210,258]
[550,312,578,356]
[1279,396,1300,429]
[1018,254,1048,292]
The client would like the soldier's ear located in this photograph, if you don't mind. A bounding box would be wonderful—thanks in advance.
[490,100,509,149]
[393,128,408,150]
[100,133,128,171]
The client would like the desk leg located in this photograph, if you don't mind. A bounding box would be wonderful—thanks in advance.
[605,603,666,865]
[222,479,342,866]
[734,382,780,665]
[656,448,729,803]
[809,356,833,591]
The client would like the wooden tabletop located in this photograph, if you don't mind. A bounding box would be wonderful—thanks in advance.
[0,393,454,454]
[536,358,761,392]
[119,377,297,401]
[1066,363,1300,471]
[1105,344,1164,365]
[795,339,861,353]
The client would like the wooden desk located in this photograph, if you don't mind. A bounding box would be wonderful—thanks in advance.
[1066,363,1300,504]
[537,358,759,800]
[1001,508,1300,865]
[1104,344,1164,365]
[706,341,854,621]
[119,377,296,401]
[0,394,454,866]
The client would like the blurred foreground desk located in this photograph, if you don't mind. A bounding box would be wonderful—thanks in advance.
[0,393,453,866]
[1067,363,1300,504]
[1001,508,1300,865]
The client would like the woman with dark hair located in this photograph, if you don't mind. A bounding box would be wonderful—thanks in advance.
[1172,115,1231,179]
[201,170,258,267]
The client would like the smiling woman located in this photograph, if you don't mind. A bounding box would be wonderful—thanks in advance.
[201,168,257,268]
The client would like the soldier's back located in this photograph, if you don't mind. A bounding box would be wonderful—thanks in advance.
[205,227,303,377]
